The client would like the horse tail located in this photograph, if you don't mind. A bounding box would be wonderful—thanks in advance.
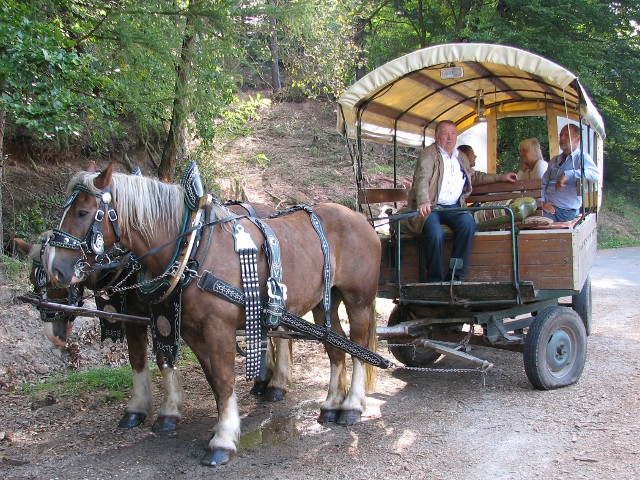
[365,300,378,393]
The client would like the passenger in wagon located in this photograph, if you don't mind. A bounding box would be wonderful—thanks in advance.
[541,124,600,222]
[457,145,477,168]
[516,138,548,180]
[406,120,517,282]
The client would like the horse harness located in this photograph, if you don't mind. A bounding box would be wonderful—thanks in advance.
[31,239,83,325]
[36,168,147,342]
[49,162,390,376]
[31,236,132,343]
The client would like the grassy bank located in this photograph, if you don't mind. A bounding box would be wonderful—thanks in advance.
[597,183,640,249]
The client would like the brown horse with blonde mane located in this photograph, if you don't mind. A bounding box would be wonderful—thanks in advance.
[15,201,292,433]
[44,163,381,466]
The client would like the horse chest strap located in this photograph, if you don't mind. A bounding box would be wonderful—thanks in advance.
[233,223,264,382]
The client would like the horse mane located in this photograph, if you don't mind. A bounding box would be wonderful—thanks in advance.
[68,171,185,245]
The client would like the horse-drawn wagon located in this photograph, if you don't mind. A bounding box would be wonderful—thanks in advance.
[337,43,604,390]
[18,42,604,467]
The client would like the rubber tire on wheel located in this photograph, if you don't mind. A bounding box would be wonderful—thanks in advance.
[387,306,440,367]
[524,306,587,390]
[572,275,592,336]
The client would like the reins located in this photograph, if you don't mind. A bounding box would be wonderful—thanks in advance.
[123,213,244,266]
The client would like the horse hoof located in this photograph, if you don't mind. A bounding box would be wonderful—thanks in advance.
[263,387,286,402]
[318,409,340,424]
[337,409,362,426]
[200,448,234,466]
[118,412,146,429]
[250,381,267,396]
[152,415,179,433]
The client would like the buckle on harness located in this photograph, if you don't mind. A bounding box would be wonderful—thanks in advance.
[264,278,287,328]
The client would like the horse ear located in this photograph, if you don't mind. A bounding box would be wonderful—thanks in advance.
[94,162,114,190]
[87,161,98,173]
[13,237,33,255]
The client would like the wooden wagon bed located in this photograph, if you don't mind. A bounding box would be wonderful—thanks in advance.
[367,178,598,297]
[379,213,597,293]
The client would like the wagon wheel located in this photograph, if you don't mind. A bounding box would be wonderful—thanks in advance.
[386,306,440,367]
[572,275,592,336]
[523,306,587,390]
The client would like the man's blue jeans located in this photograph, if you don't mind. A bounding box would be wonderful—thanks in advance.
[543,207,578,222]
[421,204,476,282]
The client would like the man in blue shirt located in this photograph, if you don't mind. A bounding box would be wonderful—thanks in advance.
[541,124,600,222]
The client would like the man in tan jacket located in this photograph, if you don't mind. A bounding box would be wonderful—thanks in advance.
[407,120,517,282]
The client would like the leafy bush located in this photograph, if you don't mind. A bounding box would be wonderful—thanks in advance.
[11,194,66,242]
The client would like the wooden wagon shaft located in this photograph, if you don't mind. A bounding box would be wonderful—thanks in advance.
[18,294,151,325]
[18,294,316,340]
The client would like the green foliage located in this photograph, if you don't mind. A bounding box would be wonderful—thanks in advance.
[11,194,66,242]
[369,164,394,175]
[0,253,30,288]
[497,117,550,173]
[274,0,361,98]
[336,197,357,211]
[0,1,121,146]
[179,345,200,365]
[21,366,132,398]
[597,183,640,249]
[243,153,271,168]
[206,94,272,143]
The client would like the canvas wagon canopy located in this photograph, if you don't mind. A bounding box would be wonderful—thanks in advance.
[336,43,605,149]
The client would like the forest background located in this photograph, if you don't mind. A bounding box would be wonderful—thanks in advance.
[1,0,640,258]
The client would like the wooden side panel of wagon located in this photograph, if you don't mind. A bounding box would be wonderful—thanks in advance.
[378,213,597,296]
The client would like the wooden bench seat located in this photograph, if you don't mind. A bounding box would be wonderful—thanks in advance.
[467,179,542,204]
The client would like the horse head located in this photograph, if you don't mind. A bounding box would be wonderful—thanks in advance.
[45,163,120,287]
[14,234,80,347]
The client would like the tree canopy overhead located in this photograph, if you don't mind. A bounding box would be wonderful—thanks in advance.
[1,0,638,184]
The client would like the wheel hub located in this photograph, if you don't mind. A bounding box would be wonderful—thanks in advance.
[546,330,573,375]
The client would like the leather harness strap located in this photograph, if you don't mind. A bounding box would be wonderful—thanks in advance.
[246,217,287,329]
[270,205,332,332]
[232,222,264,381]
[196,271,390,369]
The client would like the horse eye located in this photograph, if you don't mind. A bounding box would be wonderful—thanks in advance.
[78,209,90,218]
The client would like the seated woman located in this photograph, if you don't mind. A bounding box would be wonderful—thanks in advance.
[516,138,548,180]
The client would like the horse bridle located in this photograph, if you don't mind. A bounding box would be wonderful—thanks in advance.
[49,183,123,268]
[32,238,83,323]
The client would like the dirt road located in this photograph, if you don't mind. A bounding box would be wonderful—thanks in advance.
[1,248,639,480]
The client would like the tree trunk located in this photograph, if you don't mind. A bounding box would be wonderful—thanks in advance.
[158,7,198,181]
[268,3,281,92]
[0,105,4,254]
[353,16,367,80]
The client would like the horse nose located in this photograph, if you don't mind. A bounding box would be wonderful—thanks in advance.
[50,267,74,287]
[44,322,68,347]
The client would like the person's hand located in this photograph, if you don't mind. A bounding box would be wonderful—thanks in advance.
[555,173,568,191]
[542,201,556,215]
[501,172,517,183]
[417,202,432,217]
